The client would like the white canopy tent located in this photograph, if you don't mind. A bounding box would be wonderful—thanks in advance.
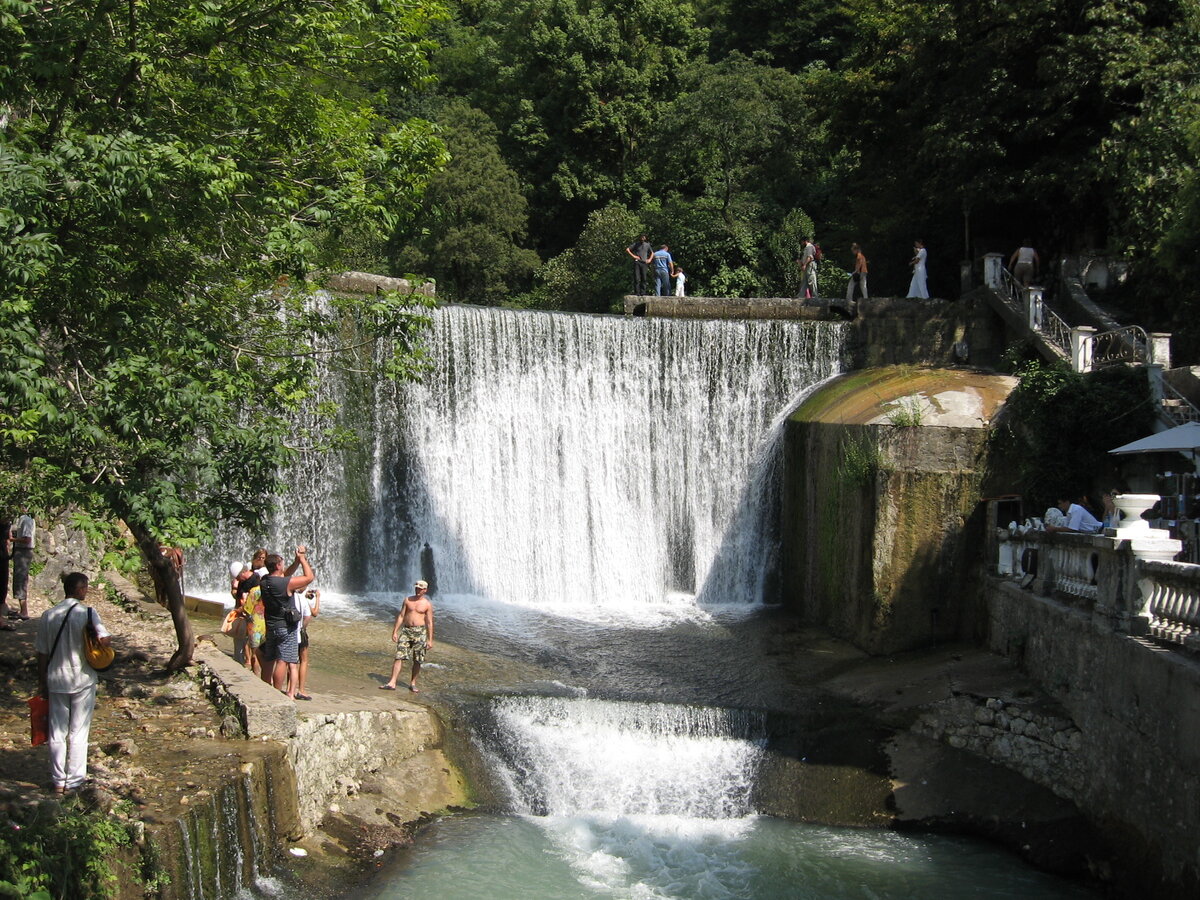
[1109,422,1200,456]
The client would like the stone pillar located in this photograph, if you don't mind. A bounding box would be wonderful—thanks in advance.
[983,253,1004,290]
[1071,325,1097,373]
[1149,332,1172,369]
[1147,364,1164,404]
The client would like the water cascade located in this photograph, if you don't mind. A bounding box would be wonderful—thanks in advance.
[196,306,844,617]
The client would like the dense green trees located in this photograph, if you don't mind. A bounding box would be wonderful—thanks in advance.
[393,0,1200,343]
[391,100,540,303]
[0,0,445,667]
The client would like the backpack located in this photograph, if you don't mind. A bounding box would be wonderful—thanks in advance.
[813,243,824,263]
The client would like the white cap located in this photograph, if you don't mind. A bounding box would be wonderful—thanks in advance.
[229,561,245,578]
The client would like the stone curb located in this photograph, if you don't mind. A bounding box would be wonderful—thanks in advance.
[196,643,297,739]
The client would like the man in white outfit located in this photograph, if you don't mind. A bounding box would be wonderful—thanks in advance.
[35,572,110,794]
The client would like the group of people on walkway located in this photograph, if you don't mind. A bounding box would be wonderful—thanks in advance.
[626,235,686,297]
[625,230,1049,303]
[798,236,921,301]
[227,545,319,700]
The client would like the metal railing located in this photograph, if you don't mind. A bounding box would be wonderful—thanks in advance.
[1159,379,1200,425]
[1091,325,1149,368]
[997,266,1072,356]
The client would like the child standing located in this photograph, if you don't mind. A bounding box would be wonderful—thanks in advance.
[674,266,686,297]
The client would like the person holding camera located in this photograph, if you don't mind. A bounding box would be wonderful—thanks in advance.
[259,546,313,699]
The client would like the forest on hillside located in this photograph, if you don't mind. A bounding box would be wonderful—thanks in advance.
[380,0,1200,355]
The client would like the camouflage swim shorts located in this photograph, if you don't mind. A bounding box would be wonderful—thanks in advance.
[395,625,428,663]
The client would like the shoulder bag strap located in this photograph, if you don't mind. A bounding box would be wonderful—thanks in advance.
[48,602,79,664]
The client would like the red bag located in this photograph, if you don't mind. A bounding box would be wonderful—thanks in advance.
[28,695,49,746]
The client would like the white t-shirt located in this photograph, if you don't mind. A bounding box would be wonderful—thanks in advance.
[13,514,34,549]
[35,600,110,693]
[290,590,315,638]
[1066,503,1103,533]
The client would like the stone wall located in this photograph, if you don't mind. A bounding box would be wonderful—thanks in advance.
[288,706,451,832]
[913,694,1087,799]
[984,578,1200,897]
[779,364,1021,655]
[843,294,1006,370]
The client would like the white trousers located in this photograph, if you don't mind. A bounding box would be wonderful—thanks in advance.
[49,686,96,789]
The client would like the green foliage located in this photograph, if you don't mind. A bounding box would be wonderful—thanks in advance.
[521,203,644,311]
[0,0,445,563]
[837,433,883,490]
[886,396,925,427]
[991,361,1156,509]
[0,800,138,899]
[68,510,143,575]
[431,0,707,253]
[391,99,540,303]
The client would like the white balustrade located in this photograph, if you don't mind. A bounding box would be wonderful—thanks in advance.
[990,494,1200,652]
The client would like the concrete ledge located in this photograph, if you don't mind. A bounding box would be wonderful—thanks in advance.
[624,295,853,319]
[196,644,297,739]
[185,594,225,616]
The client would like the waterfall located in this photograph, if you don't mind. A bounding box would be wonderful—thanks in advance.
[476,695,768,898]
[194,305,845,617]
[369,307,844,614]
[487,697,765,819]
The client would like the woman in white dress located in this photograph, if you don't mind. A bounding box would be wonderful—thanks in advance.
[907,239,928,299]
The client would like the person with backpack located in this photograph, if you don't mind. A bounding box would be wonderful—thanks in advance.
[35,572,110,794]
[259,546,314,699]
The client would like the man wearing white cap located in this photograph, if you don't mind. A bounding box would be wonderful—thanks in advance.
[380,580,434,692]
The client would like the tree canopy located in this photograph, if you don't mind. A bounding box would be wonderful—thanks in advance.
[0,0,446,666]
[385,0,1200,351]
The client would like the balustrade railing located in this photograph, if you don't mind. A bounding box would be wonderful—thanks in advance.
[994,517,1200,654]
[1139,560,1200,650]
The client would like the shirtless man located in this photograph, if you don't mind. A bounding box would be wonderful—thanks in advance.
[380,580,434,692]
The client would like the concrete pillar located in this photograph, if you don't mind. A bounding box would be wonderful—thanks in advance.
[1071,325,1097,373]
[983,253,1004,290]
[1149,333,1172,369]
[1147,364,1164,403]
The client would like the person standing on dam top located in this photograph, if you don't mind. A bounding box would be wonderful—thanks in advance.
[798,237,818,300]
[626,234,653,296]
[381,580,434,693]
[652,244,674,296]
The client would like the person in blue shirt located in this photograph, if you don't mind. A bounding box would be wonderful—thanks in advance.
[652,244,673,296]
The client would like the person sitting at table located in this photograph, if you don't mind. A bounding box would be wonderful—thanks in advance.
[1046,495,1104,534]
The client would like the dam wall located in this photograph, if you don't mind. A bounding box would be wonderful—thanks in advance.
[780,367,1015,654]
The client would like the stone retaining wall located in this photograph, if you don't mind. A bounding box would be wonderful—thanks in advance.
[288,705,445,831]
[913,694,1086,799]
[984,578,1200,898]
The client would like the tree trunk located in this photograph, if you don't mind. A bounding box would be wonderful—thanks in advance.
[125,518,195,672]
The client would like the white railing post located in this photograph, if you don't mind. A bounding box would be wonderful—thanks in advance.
[1026,285,1044,330]
[1071,325,1096,373]
[1149,332,1172,369]
[984,253,1004,290]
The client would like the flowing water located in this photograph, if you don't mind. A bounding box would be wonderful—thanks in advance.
[193,305,1095,898]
